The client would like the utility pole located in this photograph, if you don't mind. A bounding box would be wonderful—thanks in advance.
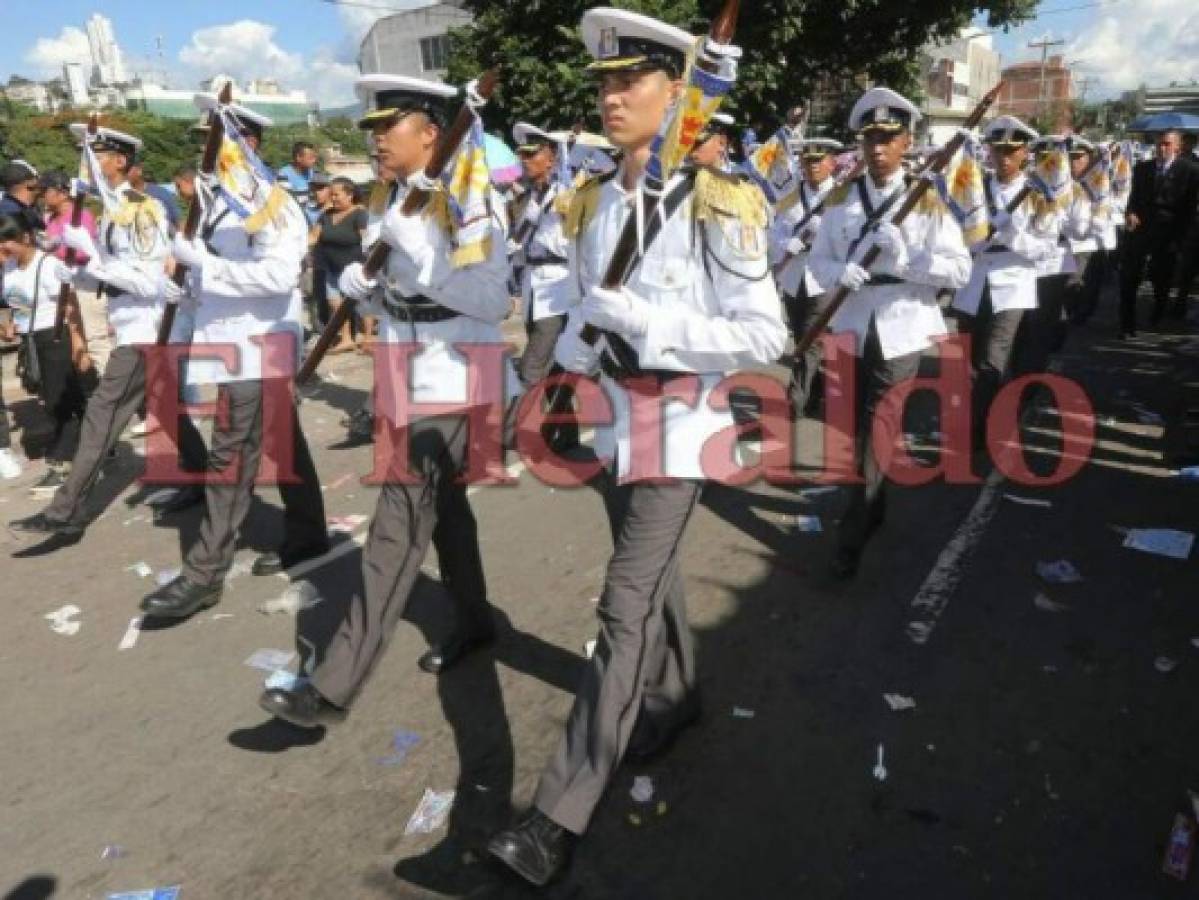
[1029,37,1065,124]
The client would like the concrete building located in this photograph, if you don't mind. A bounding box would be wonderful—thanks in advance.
[122,76,314,124]
[358,2,473,81]
[920,27,1003,144]
[1140,84,1199,116]
[994,55,1075,128]
[63,63,90,107]
[86,13,128,87]
[2,77,53,112]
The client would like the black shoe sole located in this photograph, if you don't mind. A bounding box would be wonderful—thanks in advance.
[140,590,222,619]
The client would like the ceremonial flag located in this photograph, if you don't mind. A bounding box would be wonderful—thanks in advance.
[213,105,290,234]
[440,112,494,267]
[931,134,989,245]
[1028,139,1072,212]
[1110,140,1133,198]
[739,126,801,204]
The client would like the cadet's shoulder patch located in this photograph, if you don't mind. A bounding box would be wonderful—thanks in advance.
[915,185,946,216]
[561,170,613,239]
[693,166,768,229]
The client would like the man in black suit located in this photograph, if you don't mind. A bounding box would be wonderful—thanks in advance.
[1172,134,1199,317]
[1119,130,1199,335]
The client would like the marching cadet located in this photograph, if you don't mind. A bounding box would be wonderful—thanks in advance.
[1062,137,1110,326]
[487,8,785,885]
[9,125,209,540]
[807,87,971,579]
[1014,135,1075,376]
[689,111,737,171]
[768,137,843,417]
[951,116,1060,454]
[511,122,578,452]
[258,74,513,728]
[139,98,328,620]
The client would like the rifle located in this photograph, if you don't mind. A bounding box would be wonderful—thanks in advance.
[579,0,740,366]
[296,69,500,385]
[158,80,232,346]
[54,113,99,343]
[773,158,866,277]
[794,81,1004,357]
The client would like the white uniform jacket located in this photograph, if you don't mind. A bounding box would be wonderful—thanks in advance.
[187,194,306,385]
[768,176,835,299]
[954,173,1062,316]
[810,170,971,360]
[555,166,788,481]
[516,183,573,322]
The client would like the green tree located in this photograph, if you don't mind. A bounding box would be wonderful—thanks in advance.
[448,0,1037,136]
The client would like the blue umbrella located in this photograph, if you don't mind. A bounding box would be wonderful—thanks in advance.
[482,132,521,184]
[1127,111,1199,132]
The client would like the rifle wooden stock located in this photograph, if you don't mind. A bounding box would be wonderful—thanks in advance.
[773,159,866,277]
[296,69,500,386]
[794,81,1004,357]
[158,81,232,346]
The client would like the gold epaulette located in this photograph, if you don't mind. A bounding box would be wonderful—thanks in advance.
[825,181,853,208]
[108,191,165,229]
[914,184,945,216]
[693,167,768,229]
[422,188,456,237]
[561,171,608,239]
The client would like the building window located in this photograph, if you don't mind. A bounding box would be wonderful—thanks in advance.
[420,34,450,72]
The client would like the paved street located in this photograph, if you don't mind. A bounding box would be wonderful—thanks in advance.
[2,288,1198,899]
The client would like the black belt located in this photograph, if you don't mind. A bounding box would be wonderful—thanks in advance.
[525,255,567,268]
[101,282,126,299]
[382,294,460,323]
[985,245,1011,254]
[869,274,907,286]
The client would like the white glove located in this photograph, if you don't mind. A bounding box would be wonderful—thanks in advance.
[837,261,871,291]
[555,316,600,374]
[62,225,100,262]
[171,234,209,271]
[163,277,186,304]
[380,205,427,255]
[580,285,651,339]
[338,262,377,302]
[786,236,807,256]
[872,221,909,273]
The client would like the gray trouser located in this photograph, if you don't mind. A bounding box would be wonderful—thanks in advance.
[1013,273,1067,378]
[961,286,1025,443]
[836,322,921,555]
[310,414,492,708]
[183,378,326,586]
[46,345,208,526]
[534,477,702,835]
[520,314,577,441]
[784,284,832,416]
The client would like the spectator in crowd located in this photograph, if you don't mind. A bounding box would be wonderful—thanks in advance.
[279,141,321,217]
[309,176,367,354]
[0,161,44,230]
[172,164,197,209]
[0,213,95,493]
[38,170,102,377]
[39,171,97,264]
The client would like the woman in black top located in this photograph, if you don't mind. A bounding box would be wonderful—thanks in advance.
[309,177,368,354]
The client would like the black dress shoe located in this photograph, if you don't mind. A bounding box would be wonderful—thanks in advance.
[625,696,703,764]
[418,627,496,674]
[140,576,222,619]
[9,512,84,538]
[829,547,861,580]
[258,683,346,729]
[251,543,330,576]
[487,810,573,887]
[149,485,205,523]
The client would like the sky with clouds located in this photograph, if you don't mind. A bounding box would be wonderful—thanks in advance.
[2,0,1197,110]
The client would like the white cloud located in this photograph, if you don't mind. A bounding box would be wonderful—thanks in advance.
[177,19,357,109]
[23,26,91,76]
[1068,0,1199,93]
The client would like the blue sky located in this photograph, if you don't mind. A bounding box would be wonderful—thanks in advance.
[3,1,1194,108]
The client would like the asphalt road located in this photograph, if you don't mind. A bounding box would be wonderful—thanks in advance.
[2,282,1197,899]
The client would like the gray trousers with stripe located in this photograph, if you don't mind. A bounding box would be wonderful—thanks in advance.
[534,477,701,834]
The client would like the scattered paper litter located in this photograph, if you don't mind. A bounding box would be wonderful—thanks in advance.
[584,639,597,659]
[327,513,368,534]
[630,775,655,803]
[45,604,82,636]
[258,582,323,615]
[732,706,755,719]
[125,561,153,578]
[244,648,296,672]
[1155,656,1179,674]
[873,744,888,782]
[1033,593,1070,613]
[106,889,180,900]
[100,845,126,860]
[323,473,355,492]
[118,617,143,651]
[404,788,455,836]
[155,568,181,587]
[379,730,421,767]
[264,669,307,692]
[883,693,916,712]
[1036,560,1083,584]
[1178,466,1199,482]
[1004,494,1052,508]
[794,515,823,533]
[1122,528,1194,561]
